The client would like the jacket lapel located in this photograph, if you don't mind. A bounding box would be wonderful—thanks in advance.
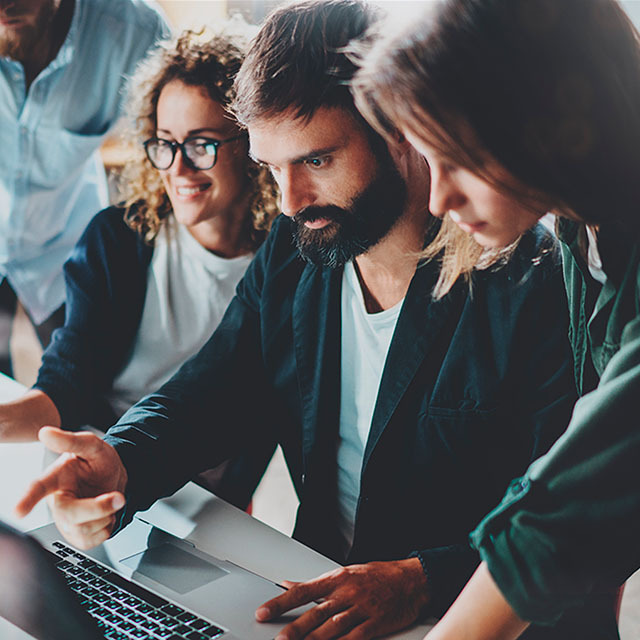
[361,261,467,473]
[292,263,343,461]
[291,263,344,558]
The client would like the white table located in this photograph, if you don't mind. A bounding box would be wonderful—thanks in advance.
[0,374,433,638]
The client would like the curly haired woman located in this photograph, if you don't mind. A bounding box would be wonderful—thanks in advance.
[0,28,279,509]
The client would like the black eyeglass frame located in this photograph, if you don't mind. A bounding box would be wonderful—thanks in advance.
[143,133,246,171]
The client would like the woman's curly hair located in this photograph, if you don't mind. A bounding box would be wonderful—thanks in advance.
[119,27,279,249]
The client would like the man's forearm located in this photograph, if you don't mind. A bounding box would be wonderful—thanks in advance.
[426,563,530,640]
[0,389,61,442]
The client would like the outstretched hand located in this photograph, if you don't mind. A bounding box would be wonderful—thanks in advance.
[15,426,128,549]
[255,558,429,639]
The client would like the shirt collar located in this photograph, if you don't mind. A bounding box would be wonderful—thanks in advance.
[557,216,633,287]
[44,0,82,74]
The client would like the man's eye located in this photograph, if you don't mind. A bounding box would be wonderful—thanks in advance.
[306,156,329,168]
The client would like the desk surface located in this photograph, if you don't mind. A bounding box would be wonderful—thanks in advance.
[0,373,432,638]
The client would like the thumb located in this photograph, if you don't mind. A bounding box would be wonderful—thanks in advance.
[38,426,104,458]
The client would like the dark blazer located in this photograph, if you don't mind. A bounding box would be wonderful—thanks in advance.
[106,214,578,622]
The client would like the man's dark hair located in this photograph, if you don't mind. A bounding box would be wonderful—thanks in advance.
[233,0,378,125]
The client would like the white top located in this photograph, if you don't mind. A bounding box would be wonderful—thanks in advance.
[336,261,403,556]
[0,0,169,322]
[585,225,607,285]
[108,219,252,418]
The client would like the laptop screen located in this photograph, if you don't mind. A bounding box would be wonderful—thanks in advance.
[0,520,102,640]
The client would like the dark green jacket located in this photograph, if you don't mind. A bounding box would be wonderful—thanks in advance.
[471,219,640,636]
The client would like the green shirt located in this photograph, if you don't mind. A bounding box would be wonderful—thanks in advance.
[470,219,640,625]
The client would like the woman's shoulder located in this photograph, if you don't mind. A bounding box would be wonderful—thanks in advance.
[76,204,154,266]
[504,221,563,286]
[82,204,143,243]
[84,204,130,232]
[470,222,564,309]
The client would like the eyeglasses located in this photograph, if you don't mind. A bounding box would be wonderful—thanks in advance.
[143,133,246,171]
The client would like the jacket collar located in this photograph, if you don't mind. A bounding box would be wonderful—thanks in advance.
[291,254,467,477]
[362,259,467,475]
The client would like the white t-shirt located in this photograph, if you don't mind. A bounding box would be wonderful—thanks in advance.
[336,261,403,556]
[586,225,607,285]
[108,218,252,417]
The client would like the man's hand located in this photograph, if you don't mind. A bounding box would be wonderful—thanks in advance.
[14,426,128,550]
[255,558,429,639]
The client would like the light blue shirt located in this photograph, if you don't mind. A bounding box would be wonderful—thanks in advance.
[0,0,169,323]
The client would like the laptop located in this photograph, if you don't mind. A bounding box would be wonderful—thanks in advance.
[0,517,311,640]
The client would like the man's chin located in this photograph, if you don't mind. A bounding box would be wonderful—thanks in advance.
[294,234,369,269]
[0,28,36,59]
[297,247,352,269]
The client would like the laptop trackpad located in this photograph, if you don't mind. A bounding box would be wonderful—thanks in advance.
[121,543,228,594]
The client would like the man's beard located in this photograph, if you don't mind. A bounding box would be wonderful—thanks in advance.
[0,2,55,61]
[291,153,407,269]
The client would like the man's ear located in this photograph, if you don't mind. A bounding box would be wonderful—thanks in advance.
[389,129,415,157]
[386,129,414,168]
[391,128,410,148]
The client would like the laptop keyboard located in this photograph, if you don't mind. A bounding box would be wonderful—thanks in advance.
[49,541,225,640]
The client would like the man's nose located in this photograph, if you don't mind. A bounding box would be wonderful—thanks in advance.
[278,168,315,217]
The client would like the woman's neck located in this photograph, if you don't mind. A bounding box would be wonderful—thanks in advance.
[185,202,252,259]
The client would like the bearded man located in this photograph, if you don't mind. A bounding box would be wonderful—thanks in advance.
[0,0,168,374]
[16,2,579,638]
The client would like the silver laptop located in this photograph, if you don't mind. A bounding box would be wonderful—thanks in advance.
[0,516,310,640]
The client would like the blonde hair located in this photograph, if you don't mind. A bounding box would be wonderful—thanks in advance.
[119,27,279,248]
[420,217,517,299]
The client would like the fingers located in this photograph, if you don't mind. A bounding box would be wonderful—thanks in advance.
[15,428,125,521]
[276,603,364,640]
[341,620,378,640]
[38,426,104,457]
[51,490,125,525]
[14,462,67,517]
[49,491,124,550]
[257,577,330,621]
[259,562,425,640]
[56,512,117,550]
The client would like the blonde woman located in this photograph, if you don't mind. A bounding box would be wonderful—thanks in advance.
[354,0,640,637]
